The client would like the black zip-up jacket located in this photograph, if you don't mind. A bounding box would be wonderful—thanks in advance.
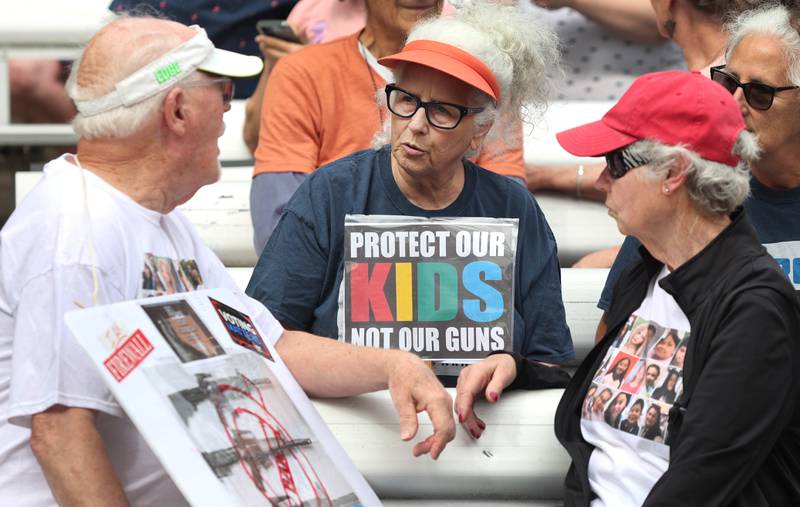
[519,210,800,505]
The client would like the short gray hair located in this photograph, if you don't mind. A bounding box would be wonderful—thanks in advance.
[726,3,800,87]
[627,133,760,215]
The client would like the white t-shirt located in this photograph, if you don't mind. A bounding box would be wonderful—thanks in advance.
[0,155,282,506]
[581,266,691,506]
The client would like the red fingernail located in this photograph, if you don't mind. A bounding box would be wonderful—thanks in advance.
[470,430,479,438]
[458,413,464,423]
[489,392,499,402]
[477,421,486,430]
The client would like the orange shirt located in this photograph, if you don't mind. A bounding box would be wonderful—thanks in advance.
[254,33,526,180]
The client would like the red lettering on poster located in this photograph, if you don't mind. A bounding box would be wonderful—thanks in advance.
[350,262,393,322]
[103,329,154,382]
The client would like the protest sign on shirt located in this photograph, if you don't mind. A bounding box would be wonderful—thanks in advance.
[65,288,380,507]
[341,215,518,361]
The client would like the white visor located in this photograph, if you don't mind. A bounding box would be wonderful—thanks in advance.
[74,26,263,116]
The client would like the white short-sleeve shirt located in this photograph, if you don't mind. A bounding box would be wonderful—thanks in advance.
[0,155,282,506]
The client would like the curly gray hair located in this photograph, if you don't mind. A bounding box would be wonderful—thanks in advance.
[627,132,761,215]
[373,1,561,155]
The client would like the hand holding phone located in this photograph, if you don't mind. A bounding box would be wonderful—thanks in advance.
[256,19,301,44]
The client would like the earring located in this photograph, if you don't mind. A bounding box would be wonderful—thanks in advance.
[663,186,670,194]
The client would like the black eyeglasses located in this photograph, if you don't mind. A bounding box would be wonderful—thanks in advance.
[710,65,798,110]
[385,84,484,129]
[605,147,650,179]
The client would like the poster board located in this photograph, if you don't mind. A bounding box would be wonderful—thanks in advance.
[65,288,380,507]
[342,215,518,361]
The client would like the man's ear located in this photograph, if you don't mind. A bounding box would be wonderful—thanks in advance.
[162,87,188,136]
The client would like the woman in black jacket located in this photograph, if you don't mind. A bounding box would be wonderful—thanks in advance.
[454,18,800,504]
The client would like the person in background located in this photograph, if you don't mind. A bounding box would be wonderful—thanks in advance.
[248,0,529,254]
[455,70,800,505]
[525,0,685,205]
[596,2,800,337]
[557,0,763,269]
[0,17,455,506]
[109,0,297,98]
[242,0,458,154]
[246,2,574,384]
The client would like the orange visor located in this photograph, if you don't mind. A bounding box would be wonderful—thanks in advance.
[378,39,501,102]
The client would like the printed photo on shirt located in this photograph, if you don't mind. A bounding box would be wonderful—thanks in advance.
[618,397,645,436]
[651,367,683,404]
[614,317,661,357]
[141,253,205,297]
[620,360,648,395]
[640,360,667,398]
[179,259,205,291]
[670,336,689,369]
[640,400,670,444]
[582,383,601,419]
[612,314,637,347]
[597,351,639,390]
[585,385,615,422]
[647,328,685,363]
[142,300,225,363]
[603,391,632,430]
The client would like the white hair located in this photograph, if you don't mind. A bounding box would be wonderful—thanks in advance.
[726,3,800,87]
[373,1,560,155]
[627,132,760,215]
[66,14,198,139]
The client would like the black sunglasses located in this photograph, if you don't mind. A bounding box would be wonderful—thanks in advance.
[710,65,798,110]
[384,84,484,129]
[605,147,650,179]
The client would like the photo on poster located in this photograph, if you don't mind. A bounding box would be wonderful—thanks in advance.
[145,353,363,506]
[209,297,273,361]
[142,300,224,363]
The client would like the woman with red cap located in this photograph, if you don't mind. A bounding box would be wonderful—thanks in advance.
[246,2,575,385]
[455,69,800,505]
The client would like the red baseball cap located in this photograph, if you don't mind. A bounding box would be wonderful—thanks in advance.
[378,39,501,102]
[556,71,745,167]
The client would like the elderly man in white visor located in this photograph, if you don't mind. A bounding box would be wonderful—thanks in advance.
[0,16,454,507]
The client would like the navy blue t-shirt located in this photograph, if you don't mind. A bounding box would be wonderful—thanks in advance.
[247,147,575,363]
[109,0,297,97]
[599,177,800,310]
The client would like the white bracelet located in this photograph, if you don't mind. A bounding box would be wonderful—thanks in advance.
[576,164,585,199]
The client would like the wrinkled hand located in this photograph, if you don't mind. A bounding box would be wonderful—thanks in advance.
[454,354,517,439]
[255,34,306,63]
[387,355,455,459]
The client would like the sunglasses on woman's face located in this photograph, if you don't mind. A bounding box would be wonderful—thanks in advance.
[710,65,799,110]
[604,147,650,179]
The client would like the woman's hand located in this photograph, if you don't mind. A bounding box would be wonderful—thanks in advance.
[454,354,517,439]
[255,35,305,63]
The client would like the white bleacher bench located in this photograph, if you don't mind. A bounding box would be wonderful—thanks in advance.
[228,264,603,504]
[312,388,569,505]
[16,168,623,267]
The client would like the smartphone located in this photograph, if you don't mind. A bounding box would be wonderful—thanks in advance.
[256,19,301,44]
